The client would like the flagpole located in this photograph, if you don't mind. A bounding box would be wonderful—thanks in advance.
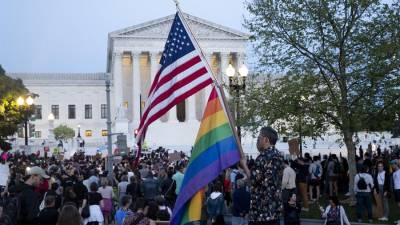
[174,3,250,177]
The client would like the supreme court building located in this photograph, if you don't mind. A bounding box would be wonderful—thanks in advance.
[8,13,249,150]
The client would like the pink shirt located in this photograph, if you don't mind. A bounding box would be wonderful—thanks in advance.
[98,186,113,199]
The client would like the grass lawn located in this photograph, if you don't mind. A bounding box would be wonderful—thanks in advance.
[300,195,400,224]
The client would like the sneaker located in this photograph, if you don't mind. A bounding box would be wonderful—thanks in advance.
[378,217,388,221]
[301,207,309,212]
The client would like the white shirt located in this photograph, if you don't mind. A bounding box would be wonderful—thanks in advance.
[393,169,400,190]
[377,171,385,185]
[354,173,374,193]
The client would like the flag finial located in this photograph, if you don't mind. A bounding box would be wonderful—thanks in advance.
[173,0,180,7]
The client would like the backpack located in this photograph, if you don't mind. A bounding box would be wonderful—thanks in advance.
[333,162,340,174]
[313,164,321,178]
[357,174,368,190]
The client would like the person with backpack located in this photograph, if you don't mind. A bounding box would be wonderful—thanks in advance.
[206,182,225,225]
[309,156,322,202]
[354,165,374,223]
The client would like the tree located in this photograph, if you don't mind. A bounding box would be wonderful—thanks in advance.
[53,125,75,142]
[0,65,32,151]
[245,0,400,197]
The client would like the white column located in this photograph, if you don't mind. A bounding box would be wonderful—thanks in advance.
[149,52,159,86]
[132,51,141,125]
[236,52,246,71]
[220,52,230,85]
[169,105,178,122]
[113,52,124,112]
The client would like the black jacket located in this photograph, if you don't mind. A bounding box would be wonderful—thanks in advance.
[232,187,250,217]
[19,183,40,225]
[37,207,58,225]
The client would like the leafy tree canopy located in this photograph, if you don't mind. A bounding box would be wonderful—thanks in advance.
[53,124,75,141]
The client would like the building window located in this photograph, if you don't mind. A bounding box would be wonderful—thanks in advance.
[35,105,42,120]
[85,130,92,137]
[101,130,108,137]
[68,105,76,119]
[101,104,107,119]
[85,104,92,119]
[34,131,42,138]
[51,105,59,119]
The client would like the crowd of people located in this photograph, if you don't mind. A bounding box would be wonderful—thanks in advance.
[0,127,399,225]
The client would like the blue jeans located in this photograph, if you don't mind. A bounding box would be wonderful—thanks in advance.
[356,192,372,220]
[232,217,248,225]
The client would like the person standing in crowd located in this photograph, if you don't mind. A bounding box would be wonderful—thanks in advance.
[281,160,296,204]
[172,164,185,195]
[37,195,59,225]
[118,175,129,199]
[374,161,390,221]
[123,197,156,225]
[249,127,284,225]
[309,156,322,202]
[57,205,81,225]
[354,165,374,223]
[160,168,176,208]
[83,182,104,225]
[141,172,160,201]
[320,196,350,225]
[327,155,339,197]
[73,173,88,208]
[283,193,300,225]
[392,159,400,225]
[20,166,49,225]
[232,179,250,225]
[155,196,172,221]
[115,195,133,225]
[206,181,225,225]
[98,178,114,225]
[126,176,142,205]
[293,157,309,211]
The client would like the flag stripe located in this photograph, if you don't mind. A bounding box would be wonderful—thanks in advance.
[139,63,207,130]
[172,150,240,225]
[171,88,241,225]
[202,98,222,118]
[155,56,202,93]
[181,136,238,188]
[137,78,213,138]
[135,12,213,147]
[194,110,228,142]
[190,124,232,163]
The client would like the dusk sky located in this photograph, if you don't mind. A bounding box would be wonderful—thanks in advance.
[0,0,248,73]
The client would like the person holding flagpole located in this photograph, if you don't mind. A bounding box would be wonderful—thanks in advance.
[249,127,284,225]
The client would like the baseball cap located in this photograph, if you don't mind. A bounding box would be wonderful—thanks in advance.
[27,166,50,179]
[390,159,398,165]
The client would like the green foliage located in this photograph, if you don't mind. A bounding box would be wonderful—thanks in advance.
[245,0,400,196]
[0,65,33,147]
[53,124,75,141]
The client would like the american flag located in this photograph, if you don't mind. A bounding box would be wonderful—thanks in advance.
[135,12,213,157]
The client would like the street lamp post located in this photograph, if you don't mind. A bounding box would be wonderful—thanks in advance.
[225,63,248,142]
[17,96,34,146]
[105,78,113,181]
[299,95,306,156]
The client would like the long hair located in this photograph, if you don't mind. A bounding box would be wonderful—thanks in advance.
[57,205,81,225]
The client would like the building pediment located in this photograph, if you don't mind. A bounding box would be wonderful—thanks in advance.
[109,13,249,40]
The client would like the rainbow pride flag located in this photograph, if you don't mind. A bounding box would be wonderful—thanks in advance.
[170,87,241,225]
